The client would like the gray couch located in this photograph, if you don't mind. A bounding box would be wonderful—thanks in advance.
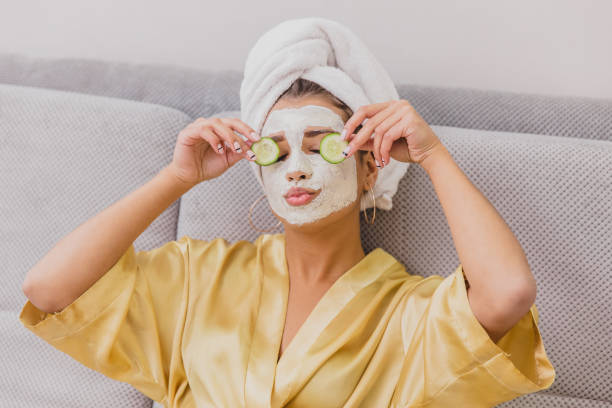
[1,52,610,407]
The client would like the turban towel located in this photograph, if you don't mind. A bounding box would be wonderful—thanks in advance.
[240,17,410,210]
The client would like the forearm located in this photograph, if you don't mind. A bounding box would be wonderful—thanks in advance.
[22,164,194,313]
[420,144,536,306]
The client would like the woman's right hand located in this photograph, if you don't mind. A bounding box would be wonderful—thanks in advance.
[168,117,260,186]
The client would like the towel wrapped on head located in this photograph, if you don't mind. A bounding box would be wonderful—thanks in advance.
[240,17,409,210]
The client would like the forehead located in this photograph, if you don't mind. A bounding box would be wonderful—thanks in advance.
[262,105,345,134]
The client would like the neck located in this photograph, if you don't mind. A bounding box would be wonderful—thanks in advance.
[283,208,365,286]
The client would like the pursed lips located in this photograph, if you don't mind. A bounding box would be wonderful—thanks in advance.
[283,188,321,206]
[283,187,319,198]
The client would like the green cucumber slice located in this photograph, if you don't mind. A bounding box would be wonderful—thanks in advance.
[251,137,280,166]
[320,132,348,164]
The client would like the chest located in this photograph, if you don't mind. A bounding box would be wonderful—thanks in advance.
[278,284,331,361]
[183,264,410,408]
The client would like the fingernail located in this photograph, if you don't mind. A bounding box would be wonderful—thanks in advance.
[341,129,347,140]
[375,159,381,168]
[342,145,351,156]
[234,141,242,152]
[247,150,256,160]
[217,143,223,152]
[381,158,386,166]
[250,131,261,141]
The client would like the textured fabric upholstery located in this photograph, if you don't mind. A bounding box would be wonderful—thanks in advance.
[1,52,611,141]
[1,83,191,408]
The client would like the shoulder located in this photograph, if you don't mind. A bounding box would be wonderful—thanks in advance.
[395,266,463,321]
[179,233,276,257]
[179,233,281,276]
[182,234,282,308]
[401,265,463,297]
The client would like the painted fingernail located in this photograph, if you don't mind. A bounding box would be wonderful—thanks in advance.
[342,145,351,156]
[381,158,386,166]
[217,143,223,152]
[375,159,381,168]
[250,131,261,141]
[341,129,347,140]
[247,150,257,160]
[234,141,242,152]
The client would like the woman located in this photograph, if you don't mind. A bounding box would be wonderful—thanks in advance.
[20,18,555,408]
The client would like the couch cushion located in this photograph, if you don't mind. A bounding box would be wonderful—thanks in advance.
[0,83,192,407]
[177,110,611,407]
[1,52,611,141]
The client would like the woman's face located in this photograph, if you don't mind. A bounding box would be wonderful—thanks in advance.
[260,98,359,226]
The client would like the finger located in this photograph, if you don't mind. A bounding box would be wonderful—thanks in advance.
[201,121,241,158]
[197,124,226,154]
[345,101,402,146]
[344,104,396,159]
[190,117,246,156]
[372,110,404,166]
[197,127,223,154]
[180,126,222,154]
[222,117,260,142]
[380,118,408,166]
[202,128,225,155]
[342,101,392,141]
[211,120,253,160]
[372,130,383,168]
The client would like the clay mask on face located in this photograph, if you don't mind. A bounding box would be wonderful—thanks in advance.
[260,104,358,226]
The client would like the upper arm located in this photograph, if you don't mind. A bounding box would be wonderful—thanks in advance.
[465,270,537,344]
[18,236,193,404]
[393,264,555,407]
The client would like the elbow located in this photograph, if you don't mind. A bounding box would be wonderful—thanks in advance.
[515,273,537,307]
[505,265,537,304]
[22,276,61,314]
[21,274,38,299]
[22,268,44,298]
[498,277,537,318]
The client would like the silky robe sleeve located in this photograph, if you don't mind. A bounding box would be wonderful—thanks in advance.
[396,264,556,407]
[19,236,193,404]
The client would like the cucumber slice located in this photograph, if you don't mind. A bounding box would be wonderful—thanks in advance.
[251,137,280,166]
[320,132,348,164]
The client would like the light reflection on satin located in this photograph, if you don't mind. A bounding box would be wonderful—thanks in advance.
[19,233,555,407]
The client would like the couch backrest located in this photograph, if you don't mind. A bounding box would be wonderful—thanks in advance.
[1,52,611,141]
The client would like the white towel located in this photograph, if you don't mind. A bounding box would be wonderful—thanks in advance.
[240,17,409,211]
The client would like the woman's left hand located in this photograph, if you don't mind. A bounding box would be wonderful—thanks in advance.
[341,100,443,167]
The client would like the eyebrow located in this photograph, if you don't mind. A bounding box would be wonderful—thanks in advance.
[267,128,337,142]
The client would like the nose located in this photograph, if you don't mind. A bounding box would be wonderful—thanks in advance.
[286,170,311,182]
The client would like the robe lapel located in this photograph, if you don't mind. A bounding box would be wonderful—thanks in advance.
[244,234,290,408]
[270,235,401,407]
[244,233,401,407]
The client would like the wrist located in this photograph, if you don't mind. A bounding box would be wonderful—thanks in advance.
[419,143,449,174]
[160,165,197,194]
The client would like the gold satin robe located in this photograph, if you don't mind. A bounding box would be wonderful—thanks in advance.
[19,233,555,407]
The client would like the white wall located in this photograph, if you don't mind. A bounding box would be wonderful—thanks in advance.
[1,0,610,99]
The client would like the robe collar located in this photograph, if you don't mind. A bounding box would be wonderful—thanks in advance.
[244,233,403,407]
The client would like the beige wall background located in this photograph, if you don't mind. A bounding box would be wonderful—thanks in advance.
[1,0,610,99]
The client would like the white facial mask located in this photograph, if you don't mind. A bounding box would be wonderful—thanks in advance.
[260,105,358,226]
